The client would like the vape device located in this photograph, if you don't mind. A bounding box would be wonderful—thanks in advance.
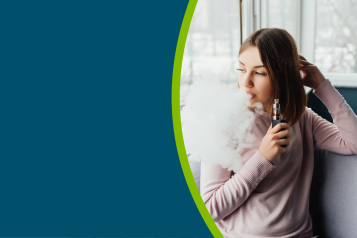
[272,99,287,148]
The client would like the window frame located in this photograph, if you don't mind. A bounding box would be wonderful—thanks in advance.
[243,0,357,91]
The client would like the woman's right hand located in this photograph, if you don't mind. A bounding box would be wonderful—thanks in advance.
[258,123,290,164]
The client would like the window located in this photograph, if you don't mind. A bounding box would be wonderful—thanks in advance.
[180,0,241,105]
[181,0,357,104]
[257,0,357,88]
[314,0,357,87]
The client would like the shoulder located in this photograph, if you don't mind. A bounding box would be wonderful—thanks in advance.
[303,106,314,116]
[297,106,316,127]
[301,106,318,118]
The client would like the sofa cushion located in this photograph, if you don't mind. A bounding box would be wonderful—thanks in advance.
[310,149,357,237]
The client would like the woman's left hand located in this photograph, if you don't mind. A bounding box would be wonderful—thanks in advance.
[299,55,326,90]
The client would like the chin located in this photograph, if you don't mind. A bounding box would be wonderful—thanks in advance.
[246,98,256,104]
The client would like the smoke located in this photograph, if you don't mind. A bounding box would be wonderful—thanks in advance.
[181,80,264,173]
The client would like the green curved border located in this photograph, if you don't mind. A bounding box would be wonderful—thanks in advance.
[172,1,223,237]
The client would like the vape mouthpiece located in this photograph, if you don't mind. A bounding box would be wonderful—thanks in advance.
[273,98,280,120]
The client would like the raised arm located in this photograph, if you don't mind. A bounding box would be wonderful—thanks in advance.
[308,79,357,154]
[200,150,276,222]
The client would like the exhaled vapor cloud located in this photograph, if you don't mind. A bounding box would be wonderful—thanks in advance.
[181,80,264,173]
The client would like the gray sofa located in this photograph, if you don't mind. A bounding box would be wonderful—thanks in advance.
[189,149,357,238]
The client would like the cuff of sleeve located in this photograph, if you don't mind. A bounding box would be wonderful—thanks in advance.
[238,150,276,189]
[313,79,345,112]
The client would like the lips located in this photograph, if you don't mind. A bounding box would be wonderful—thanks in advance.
[246,92,256,98]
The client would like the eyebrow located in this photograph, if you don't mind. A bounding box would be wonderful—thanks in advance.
[239,60,265,68]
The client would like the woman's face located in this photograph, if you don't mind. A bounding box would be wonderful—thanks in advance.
[238,46,273,112]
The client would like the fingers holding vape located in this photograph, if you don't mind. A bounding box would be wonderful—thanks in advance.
[275,127,290,147]
[258,123,290,163]
[270,123,290,135]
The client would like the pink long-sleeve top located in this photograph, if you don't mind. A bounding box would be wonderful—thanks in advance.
[200,79,357,238]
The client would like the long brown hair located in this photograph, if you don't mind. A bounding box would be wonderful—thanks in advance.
[239,28,307,126]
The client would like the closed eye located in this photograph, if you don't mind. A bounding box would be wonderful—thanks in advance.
[237,68,265,76]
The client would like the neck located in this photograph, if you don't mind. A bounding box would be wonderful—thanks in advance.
[263,104,273,114]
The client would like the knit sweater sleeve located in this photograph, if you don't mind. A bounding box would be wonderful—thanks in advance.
[308,79,357,154]
[200,150,276,222]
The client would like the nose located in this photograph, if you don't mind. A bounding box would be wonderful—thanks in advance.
[241,71,254,89]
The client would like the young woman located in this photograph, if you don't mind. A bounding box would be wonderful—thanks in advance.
[200,28,357,238]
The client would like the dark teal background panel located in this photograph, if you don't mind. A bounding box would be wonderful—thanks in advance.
[0,0,212,236]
